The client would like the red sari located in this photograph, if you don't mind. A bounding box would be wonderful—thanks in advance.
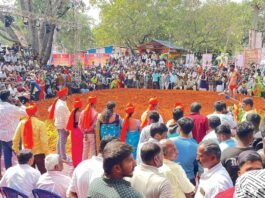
[39,84,45,100]
[71,126,83,167]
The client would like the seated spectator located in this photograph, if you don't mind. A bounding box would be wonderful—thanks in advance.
[136,123,168,164]
[215,124,236,151]
[195,141,233,198]
[171,117,198,185]
[221,121,254,184]
[202,116,221,143]
[160,139,195,198]
[131,142,172,198]
[36,154,71,198]
[216,150,263,198]
[68,137,116,198]
[0,149,41,197]
[88,141,141,198]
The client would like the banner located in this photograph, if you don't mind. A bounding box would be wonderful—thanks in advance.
[244,49,261,67]
[235,54,244,68]
[185,54,195,67]
[202,54,212,67]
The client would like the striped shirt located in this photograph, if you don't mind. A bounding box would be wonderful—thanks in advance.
[235,169,265,198]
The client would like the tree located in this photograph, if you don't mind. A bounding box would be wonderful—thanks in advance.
[0,0,86,65]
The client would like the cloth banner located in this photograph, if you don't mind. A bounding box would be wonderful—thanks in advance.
[235,54,244,68]
[202,54,212,67]
[185,54,195,67]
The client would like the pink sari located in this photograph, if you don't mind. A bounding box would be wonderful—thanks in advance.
[71,127,83,167]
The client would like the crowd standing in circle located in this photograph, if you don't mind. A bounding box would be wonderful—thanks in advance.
[0,43,265,198]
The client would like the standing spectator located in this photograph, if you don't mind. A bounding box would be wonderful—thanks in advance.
[95,101,121,153]
[68,137,115,198]
[215,125,236,152]
[202,116,221,143]
[241,97,257,122]
[216,150,263,198]
[36,154,71,198]
[0,90,26,172]
[188,102,209,143]
[0,149,41,197]
[221,121,254,184]
[79,96,98,160]
[131,142,173,198]
[88,141,141,198]
[171,117,198,185]
[120,103,140,159]
[195,141,233,198]
[140,97,163,129]
[160,139,195,198]
[49,87,70,161]
[13,103,49,174]
[66,98,83,167]
[166,106,184,138]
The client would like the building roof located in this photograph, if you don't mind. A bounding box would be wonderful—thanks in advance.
[152,39,186,51]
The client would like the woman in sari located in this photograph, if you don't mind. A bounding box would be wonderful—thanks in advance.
[95,101,121,152]
[66,98,83,167]
[120,103,140,159]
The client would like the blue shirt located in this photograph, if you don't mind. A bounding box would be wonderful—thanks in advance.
[219,139,236,152]
[171,136,198,180]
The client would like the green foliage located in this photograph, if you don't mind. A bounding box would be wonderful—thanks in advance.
[92,0,254,54]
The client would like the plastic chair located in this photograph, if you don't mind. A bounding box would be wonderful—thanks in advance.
[0,186,28,198]
[32,189,61,198]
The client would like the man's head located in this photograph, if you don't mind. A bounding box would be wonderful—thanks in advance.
[103,141,135,178]
[160,139,178,161]
[45,154,63,171]
[208,116,221,131]
[172,108,184,122]
[242,98,254,111]
[215,124,232,142]
[236,122,254,145]
[148,111,160,124]
[177,117,194,136]
[197,140,221,169]
[150,123,168,140]
[230,64,235,72]
[214,101,226,113]
[17,149,34,165]
[99,136,119,154]
[141,142,163,168]
[0,90,10,102]
[246,113,261,131]
[237,150,263,176]
[190,102,202,113]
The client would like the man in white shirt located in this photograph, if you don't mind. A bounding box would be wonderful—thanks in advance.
[131,142,173,198]
[0,149,41,197]
[36,154,71,198]
[195,140,233,198]
[207,101,236,130]
[215,125,236,152]
[138,111,160,144]
[0,90,26,173]
[202,116,221,143]
[68,137,116,198]
[49,87,70,160]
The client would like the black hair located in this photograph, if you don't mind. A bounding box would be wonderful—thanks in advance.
[214,101,225,112]
[0,90,10,102]
[141,142,161,164]
[190,102,201,113]
[208,116,221,130]
[101,101,116,123]
[17,149,33,164]
[149,111,160,123]
[150,123,168,137]
[172,108,184,121]
[177,117,194,135]
[215,124,231,135]
[103,141,132,175]
[246,113,261,128]
[99,136,119,153]
[242,98,254,107]
[238,151,262,168]
[236,121,254,140]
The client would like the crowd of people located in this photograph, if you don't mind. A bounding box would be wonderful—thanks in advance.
[0,43,265,106]
[0,77,265,197]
